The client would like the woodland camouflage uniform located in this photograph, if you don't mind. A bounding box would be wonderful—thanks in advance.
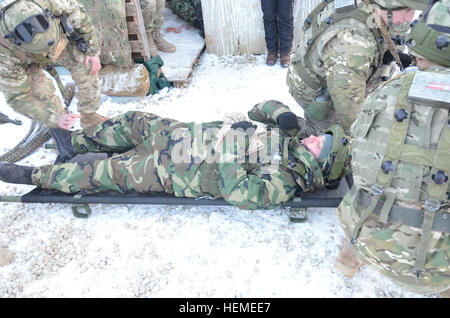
[337,0,450,295]
[169,0,203,31]
[30,101,351,210]
[0,0,101,128]
[286,0,427,131]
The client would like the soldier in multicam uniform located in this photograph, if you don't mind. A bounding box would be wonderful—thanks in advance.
[0,101,351,210]
[0,0,108,129]
[169,0,203,35]
[335,0,450,297]
[141,0,176,56]
[286,0,427,131]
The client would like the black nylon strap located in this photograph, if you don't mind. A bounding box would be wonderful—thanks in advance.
[358,190,450,233]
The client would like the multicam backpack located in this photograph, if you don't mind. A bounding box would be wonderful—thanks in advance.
[339,68,450,294]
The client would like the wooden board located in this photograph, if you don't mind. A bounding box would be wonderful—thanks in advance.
[201,0,322,55]
[125,0,151,62]
[157,8,206,87]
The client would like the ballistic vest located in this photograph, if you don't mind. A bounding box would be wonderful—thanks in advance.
[289,0,384,91]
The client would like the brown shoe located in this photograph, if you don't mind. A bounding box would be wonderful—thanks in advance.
[280,53,291,68]
[80,112,109,129]
[146,31,158,57]
[334,238,364,278]
[152,31,176,53]
[266,51,277,66]
[441,289,450,298]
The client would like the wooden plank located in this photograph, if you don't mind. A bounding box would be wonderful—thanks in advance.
[132,0,150,61]
[126,22,140,34]
[129,41,144,52]
[125,3,136,15]
[201,0,322,55]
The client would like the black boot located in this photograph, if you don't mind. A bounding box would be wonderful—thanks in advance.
[0,162,33,185]
[49,128,76,162]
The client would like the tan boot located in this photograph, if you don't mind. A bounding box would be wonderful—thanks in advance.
[440,289,450,298]
[152,30,176,53]
[334,238,364,278]
[146,31,158,57]
[80,112,109,129]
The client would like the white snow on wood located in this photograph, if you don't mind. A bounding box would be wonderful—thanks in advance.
[157,8,205,83]
[0,52,435,298]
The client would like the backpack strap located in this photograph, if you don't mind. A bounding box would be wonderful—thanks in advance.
[350,73,415,243]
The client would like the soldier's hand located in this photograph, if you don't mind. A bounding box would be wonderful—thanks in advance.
[57,113,81,130]
[84,55,101,76]
[277,112,300,131]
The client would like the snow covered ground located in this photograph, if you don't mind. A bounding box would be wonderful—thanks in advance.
[0,52,436,298]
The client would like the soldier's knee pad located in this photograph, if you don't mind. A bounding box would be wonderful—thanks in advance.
[305,89,332,121]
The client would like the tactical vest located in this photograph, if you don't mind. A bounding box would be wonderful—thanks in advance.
[290,0,384,90]
[350,67,450,278]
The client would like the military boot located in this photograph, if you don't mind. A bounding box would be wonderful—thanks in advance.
[334,239,364,278]
[80,112,109,129]
[146,31,158,57]
[49,128,76,162]
[152,30,176,53]
[0,162,33,185]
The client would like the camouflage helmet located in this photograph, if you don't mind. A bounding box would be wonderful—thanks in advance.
[406,0,450,66]
[370,0,428,10]
[320,125,352,186]
[0,0,60,54]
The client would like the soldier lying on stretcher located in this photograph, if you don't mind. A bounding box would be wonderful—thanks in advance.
[0,100,351,210]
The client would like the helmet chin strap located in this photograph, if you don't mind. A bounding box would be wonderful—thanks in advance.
[388,8,393,27]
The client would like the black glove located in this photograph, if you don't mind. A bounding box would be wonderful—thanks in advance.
[277,112,300,131]
[382,51,414,69]
[231,121,257,138]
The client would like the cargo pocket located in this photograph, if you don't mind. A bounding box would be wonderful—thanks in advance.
[351,103,386,139]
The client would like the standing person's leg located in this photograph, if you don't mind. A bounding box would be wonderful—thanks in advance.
[152,0,176,53]
[261,0,278,66]
[56,46,107,128]
[278,0,294,67]
[141,0,159,56]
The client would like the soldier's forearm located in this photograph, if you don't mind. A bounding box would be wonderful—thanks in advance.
[248,100,293,126]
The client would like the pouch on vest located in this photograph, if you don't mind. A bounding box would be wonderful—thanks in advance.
[306,90,332,121]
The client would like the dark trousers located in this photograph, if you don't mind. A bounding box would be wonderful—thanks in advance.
[261,0,294,53]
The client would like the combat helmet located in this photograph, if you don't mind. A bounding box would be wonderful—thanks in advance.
[286,124,351,191]
[0,0,60,54]
[406,0,450,66]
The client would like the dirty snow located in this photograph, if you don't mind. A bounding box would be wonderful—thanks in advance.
[0,52,436,298]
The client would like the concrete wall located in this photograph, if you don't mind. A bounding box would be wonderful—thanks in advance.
[201,0,322,55]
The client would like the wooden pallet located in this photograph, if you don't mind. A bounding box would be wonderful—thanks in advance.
[125,0,151,62]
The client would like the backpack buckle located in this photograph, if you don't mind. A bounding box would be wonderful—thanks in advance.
[424,199,440,212]
[370,184,384,196]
